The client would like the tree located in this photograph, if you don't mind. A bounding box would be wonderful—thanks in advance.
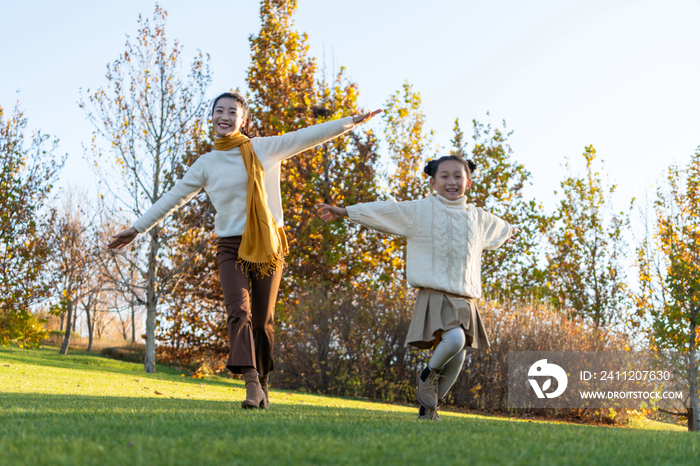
[157,0,387,368]
[0,102,64,348]
[451,117,549,301]
[246,0,399,390]
[80,5,212,372]
[634,149,700,431]
[53,189,102,354]
[379,82,435,285]
[546,146,630,327]
[383,82,433,203]
[247,0,387,294]
[154,121,226,364]
[247,0,317,137]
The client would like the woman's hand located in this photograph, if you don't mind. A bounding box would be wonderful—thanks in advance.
[352,109,382,125]
[507,227,521,244]
[316,204,348,222]
[107,226,139,250]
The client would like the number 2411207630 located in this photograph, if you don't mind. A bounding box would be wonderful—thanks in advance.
[599,371,671,381]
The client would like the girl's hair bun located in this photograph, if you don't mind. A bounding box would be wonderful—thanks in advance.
[424,159,439,177]
[424,156,476,178]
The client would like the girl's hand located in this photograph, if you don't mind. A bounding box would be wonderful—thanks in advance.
[507,227,521,244]
[316,204,348,222]
[352,109,382,125]
[107,226,139,250]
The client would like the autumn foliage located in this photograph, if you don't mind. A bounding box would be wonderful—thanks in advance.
[152,1,637,396]
[0,103,63,348]
[4,1,697,425]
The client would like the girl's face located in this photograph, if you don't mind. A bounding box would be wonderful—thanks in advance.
[429,160,472,200]
[212,98,247,137]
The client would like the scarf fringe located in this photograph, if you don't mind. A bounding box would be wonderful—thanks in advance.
[236,253,287,278]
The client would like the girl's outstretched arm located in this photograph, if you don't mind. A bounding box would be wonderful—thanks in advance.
[507,228,521,244]
[480,209,518,250]
[316,203,347,222]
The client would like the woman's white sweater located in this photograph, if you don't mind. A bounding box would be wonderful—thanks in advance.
[346,194,512,299]
[133,117,355,237]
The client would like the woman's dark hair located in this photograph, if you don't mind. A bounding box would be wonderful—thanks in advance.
[210,91,255,137]
[424,155,476,178]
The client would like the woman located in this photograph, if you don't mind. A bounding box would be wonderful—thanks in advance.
[108,91,380,409]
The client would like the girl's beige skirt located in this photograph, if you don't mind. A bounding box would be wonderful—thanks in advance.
[405,288,490,350]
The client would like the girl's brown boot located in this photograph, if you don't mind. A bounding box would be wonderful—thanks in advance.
[241,368,265,409]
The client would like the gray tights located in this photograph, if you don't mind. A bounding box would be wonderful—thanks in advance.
[428,327,467,399]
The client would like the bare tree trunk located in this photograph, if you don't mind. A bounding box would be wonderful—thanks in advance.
[60,313,64,331]
[85,303,93,352]
[121,317,128,341]
[73,307,78,332]
[688,307,700,432]
[59,300,73,355]
[144,230,159,373]
[131,300,136,344]
[690,409,696,432]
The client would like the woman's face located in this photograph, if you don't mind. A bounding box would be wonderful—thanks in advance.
[212,97,247,137]
[429,159,472,200]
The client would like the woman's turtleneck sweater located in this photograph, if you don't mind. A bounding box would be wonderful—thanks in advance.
[346,194,512,299]
[133,117,355,237]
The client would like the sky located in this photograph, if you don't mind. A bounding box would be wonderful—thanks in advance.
[2,0,699,217]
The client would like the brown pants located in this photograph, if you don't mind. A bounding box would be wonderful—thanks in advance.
[217,236,282,375]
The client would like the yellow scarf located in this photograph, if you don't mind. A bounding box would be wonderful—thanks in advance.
[214,132,288,277]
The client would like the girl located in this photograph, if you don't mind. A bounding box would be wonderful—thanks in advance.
[317,156,518,420]
[108,91,380,409]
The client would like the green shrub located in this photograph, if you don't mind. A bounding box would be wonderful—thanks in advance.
[0,309,48,348]
[101,345,145,364]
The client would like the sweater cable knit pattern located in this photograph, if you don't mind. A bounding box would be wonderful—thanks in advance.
[433,201,451,289]
[346,194,512,299]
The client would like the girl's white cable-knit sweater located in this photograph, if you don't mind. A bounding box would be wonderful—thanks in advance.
[346,194,512,299]
[133,117,355,237]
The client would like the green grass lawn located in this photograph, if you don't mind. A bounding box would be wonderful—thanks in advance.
[0,346,698,466]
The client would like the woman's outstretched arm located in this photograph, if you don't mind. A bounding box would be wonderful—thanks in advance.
[106,157,207,250]
[352,109,381,125]
[107,226,139,250]
[254,110,382,163]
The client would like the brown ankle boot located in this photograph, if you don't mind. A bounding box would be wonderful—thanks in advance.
[259,374,270,409]
[241,368,265,409]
